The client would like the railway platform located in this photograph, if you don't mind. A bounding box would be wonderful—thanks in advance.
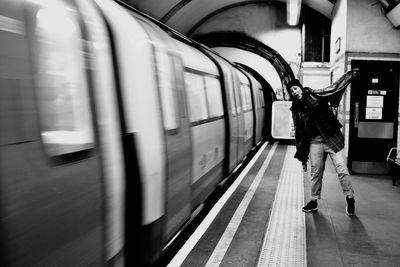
[167,141,400,267]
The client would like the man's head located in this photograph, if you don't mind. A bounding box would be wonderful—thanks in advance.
[287,79,303,100]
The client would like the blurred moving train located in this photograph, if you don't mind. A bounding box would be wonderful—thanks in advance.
[0,0,274,266]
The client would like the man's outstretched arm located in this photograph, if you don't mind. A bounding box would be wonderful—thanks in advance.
[313,69,358,96]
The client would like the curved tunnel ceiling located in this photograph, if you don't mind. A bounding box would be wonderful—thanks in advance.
[194,31,295,81]
[124,0,337,96]
[127,0,336,34]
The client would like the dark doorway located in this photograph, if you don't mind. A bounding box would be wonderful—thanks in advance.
[349,60,400,174]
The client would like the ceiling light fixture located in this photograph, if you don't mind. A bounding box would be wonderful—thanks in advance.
[287,0,302,26]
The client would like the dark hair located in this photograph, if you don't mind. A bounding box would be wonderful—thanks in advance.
[287,79,303,91]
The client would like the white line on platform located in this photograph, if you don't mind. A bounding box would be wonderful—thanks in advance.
[167,142,269,267]
[205,142,278,267]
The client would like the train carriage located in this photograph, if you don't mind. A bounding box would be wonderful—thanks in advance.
[0,0,268,266]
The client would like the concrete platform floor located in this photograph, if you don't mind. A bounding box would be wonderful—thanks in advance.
[304,157,400,267]
[168,142,400,266]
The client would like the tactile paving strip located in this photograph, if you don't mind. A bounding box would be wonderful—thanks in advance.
[257,146,306,267]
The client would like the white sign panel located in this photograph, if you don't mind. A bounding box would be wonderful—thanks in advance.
[271,101,294,139]
[365,107,382,120]
[366,95,383,108]
[368,90,387,95]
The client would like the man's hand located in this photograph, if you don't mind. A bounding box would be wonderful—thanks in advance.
[302,163,307,172]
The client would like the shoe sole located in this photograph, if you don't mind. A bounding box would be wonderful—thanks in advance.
[302,208,318,213]
[346,207,355,216]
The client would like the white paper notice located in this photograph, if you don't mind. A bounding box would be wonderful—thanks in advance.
[366,107,382,120]
[366,95,383,108]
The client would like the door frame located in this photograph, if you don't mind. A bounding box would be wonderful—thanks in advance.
[346,54,400,173]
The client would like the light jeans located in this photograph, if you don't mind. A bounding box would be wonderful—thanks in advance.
[309,136,354,200]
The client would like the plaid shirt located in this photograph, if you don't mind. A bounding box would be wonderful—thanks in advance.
[303,95,344,151]
[291,90,344,163]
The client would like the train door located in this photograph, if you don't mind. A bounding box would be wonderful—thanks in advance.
[257,87,266,142]
[238,74,254,154]
[231,67,245,162]
[162,55,192,242]
[215,58,239,173]
[76,0,125,263]
[227,77,240,170]
[349,60,400,173]
[135,20,193,243]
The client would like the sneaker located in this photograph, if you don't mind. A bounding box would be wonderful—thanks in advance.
[302,200,318,212]
[346,196,355,215]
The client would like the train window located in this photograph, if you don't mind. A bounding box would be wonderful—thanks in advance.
[235,83,242,114]
[228,85,237,115]
[204,76,224,117]
[240,84,252,111]
[136,18,179,131]
[154,47,178,130]
[255,90,260,109]
[185,72,208,122]
[240,85,247,111]
[33,1,94,156]
[259,90,265,107]
[245,85,253,110]
[254,90,260,109]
